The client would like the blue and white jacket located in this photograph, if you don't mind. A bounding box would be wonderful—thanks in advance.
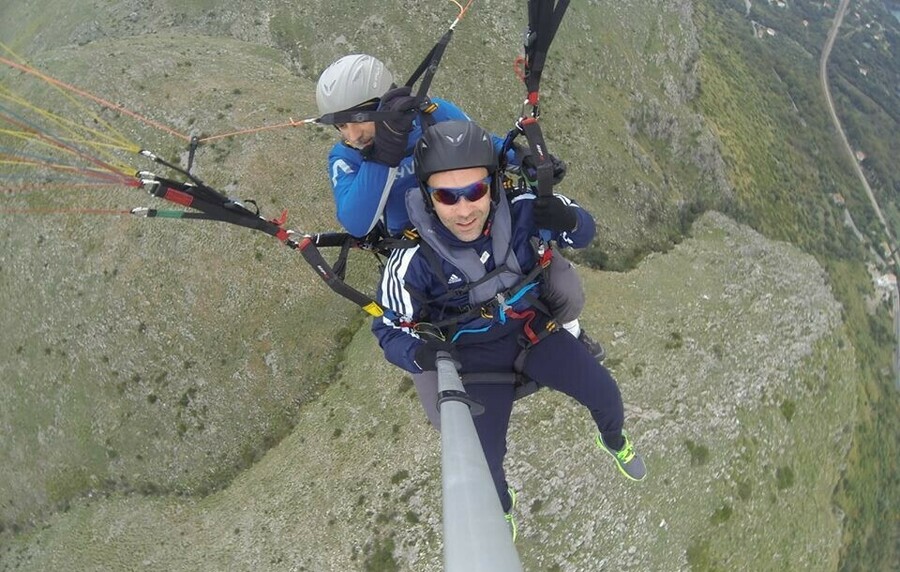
[372,190,596,374]
[326,98,508,237]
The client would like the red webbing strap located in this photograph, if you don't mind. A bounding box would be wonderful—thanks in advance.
[162,187,195,207]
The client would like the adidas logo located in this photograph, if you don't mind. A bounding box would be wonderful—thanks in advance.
[447,273,462,285]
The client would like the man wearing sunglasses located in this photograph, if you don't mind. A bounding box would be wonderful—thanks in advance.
[372,120,646,534]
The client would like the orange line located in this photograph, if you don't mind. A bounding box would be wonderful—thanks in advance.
[198,118,310,143]
[1,55,326,146]
[0,109,135,178]
[0,156,125,179]
[0,55,192,143]
[449,0,475,28]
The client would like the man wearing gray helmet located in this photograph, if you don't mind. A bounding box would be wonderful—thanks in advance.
[315,54,478,238]
[315,54,607,429]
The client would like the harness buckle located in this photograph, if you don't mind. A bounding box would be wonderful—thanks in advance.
[418,97,438,114]
[496,292,510,313]
[539,245,553,267]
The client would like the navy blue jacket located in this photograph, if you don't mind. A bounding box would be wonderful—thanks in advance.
[373,191,596,374]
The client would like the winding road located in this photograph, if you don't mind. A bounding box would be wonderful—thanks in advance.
[818,0,900,387]
[820,0,900,269]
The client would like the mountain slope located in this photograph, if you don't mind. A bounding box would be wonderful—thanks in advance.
[0,213,855,571]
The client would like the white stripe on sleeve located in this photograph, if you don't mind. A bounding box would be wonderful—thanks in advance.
[379,245,420,335]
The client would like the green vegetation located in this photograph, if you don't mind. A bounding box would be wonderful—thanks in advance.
[780,399,796,422]
[363,536,398,572]
[709,503,733,525]
[686,538,718,571]
[696,1,900,570]
[665,331,685,350]
[685,439,711,466]
[776,465,796,490]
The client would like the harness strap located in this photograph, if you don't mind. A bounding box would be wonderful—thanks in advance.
[518,118,554,201]
[509,1,572,242]
[405,234,555,335]
[458,371,541,402]
[404,29,452,108]
[316,108,400,126]
[411,260,518,310]
[521,0,571,105]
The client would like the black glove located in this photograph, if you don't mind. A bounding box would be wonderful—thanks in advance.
[369,86,418,167]
[518,145,567,186]
[533,195,578,232]
[413,338,459,372]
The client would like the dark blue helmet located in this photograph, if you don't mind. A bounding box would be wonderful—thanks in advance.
[414,120,498,184]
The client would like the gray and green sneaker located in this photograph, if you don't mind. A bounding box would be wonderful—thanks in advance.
[504,487,518,542]
[578,330,607,363]
[596,432,646,481]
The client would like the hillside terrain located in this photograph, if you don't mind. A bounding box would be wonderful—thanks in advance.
[1,0,897,570]
[1,213,856,571]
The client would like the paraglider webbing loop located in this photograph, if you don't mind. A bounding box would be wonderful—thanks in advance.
[404,28,453,105]
[137,168,406,323]
[296,231,420,321]
[522,0,570,103]
[513,1,570,241]
[517,117,555,202]
[138,173,289,240]
[298,235,397,320]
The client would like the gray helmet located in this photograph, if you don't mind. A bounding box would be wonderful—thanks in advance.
[414,120,498,185]
[316,54,394,117]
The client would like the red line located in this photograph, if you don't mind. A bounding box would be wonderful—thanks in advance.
[0,207,132,216]
[0,111,135,182]
[0,156,130,183]
[1,182,124,195]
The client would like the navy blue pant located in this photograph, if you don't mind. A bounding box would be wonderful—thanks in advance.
[461,329,624,512]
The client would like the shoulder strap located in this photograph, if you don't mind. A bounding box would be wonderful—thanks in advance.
[522,0,570,105]
[406,189,523,306]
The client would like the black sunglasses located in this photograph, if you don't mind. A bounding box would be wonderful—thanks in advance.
[428,176,492,206]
